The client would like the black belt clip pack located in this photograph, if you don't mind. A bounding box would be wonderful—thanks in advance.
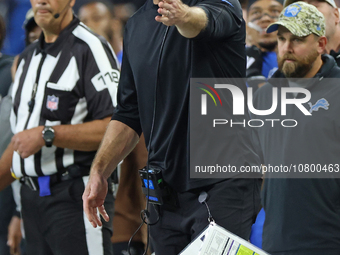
[139,167,178,208]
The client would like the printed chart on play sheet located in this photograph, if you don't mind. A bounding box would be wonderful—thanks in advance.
[180,222,269,255]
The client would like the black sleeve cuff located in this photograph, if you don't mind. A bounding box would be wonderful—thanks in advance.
[194,2,242,40]
[13,210,21,218]
[111,114,142,137]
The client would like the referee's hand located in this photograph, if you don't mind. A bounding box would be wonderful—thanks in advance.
[12,126,45,159]
[82,172,110,228]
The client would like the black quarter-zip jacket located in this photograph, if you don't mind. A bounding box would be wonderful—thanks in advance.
[113,0,261,191]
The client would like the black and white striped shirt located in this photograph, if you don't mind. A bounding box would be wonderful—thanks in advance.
[10,17,119,178]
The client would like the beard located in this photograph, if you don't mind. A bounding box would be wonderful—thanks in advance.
[278,49,319,78]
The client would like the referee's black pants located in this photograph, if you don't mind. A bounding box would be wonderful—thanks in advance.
[21,176,114,255]
[149,178,262,255]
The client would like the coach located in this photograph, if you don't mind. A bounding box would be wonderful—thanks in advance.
[83,0,262,254]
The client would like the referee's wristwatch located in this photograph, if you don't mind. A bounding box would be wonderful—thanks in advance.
[42,126,55,147]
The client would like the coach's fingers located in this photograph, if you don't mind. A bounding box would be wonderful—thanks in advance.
[83,186,100,228]
[98,204,109,222]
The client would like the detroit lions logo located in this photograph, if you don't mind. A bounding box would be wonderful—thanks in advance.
[308,98,329,113]
[284,4,301,17]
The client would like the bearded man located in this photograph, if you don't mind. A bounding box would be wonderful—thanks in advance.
[252,2,340,254]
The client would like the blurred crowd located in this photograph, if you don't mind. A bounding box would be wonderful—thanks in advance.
[0,0,143,56]
[1,0,340,254]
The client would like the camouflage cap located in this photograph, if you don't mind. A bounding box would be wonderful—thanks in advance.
[283,0,337,8]
[266,1,325,37]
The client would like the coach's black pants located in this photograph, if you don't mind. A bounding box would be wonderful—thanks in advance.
[21,176,114,255]
[150,178,261,255]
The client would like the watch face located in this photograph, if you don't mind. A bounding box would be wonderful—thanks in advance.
[44,130,54,141]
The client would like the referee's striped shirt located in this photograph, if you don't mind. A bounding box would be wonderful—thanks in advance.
[10,17,119,178]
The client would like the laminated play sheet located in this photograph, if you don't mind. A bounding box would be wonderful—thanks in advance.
[179,222,269,255]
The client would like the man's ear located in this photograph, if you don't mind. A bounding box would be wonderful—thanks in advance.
[317,36,327,54]
[70,0,76,8]
[334,7,340,25]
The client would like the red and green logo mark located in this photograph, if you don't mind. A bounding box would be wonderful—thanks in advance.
[197,82,222,115]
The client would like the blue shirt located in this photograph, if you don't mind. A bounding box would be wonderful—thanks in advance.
[262,51,278,78]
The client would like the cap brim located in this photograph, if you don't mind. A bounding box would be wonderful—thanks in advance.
[24,17,36,30]
[24,17,36,29]
[266,23,280,33]
[266,20,311,37]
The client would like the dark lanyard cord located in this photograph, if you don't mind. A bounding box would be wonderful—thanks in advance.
[28,51,47,115]
[127,25,170,255]
[20,51,47,176]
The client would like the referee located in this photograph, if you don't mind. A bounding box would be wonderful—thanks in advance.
[0,0,119,254]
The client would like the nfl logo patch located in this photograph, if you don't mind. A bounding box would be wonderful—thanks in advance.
[47,95,59,111]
